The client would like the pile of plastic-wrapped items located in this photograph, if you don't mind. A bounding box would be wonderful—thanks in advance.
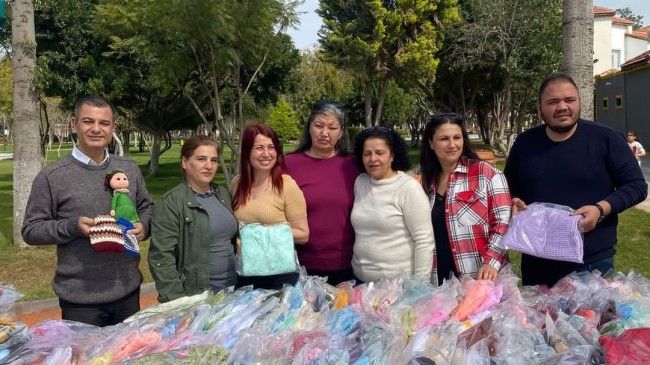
[2,268,650,364]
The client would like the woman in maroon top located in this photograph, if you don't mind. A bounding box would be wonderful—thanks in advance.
[283,100,359,285]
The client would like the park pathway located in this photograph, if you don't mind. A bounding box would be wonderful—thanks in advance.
[13,283,159,326]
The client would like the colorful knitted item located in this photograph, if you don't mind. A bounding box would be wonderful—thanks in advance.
[90,214,125,253]
[238,223,297,276]
[117,217,140,256]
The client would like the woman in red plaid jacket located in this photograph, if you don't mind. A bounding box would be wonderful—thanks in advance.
[419,113,512,286]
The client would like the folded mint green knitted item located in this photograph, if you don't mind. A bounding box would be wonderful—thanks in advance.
[238,223,297,276]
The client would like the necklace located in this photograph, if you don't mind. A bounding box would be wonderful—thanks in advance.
[306,148,336,159]
[252,176,271,194]
[189,183,215,198]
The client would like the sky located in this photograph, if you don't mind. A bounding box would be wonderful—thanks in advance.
[286,0,322,50]
[287,0,650,50]
[596,0,650,25]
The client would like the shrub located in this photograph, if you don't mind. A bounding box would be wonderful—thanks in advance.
[266,98,300,143]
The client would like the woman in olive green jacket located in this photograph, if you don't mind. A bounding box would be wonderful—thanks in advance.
[148,136,237,303]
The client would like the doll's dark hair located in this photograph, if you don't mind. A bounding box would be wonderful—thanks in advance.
[105,169,126,191]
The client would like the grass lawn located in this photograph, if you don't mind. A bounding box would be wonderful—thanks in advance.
[1,143,649,301]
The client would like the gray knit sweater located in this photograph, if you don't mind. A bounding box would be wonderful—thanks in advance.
[22,154,153,304]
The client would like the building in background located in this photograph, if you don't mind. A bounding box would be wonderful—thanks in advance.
[595,52,650,145]
[594,5,649,76]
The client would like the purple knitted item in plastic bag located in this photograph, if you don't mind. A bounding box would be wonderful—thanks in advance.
[502,203,584,263]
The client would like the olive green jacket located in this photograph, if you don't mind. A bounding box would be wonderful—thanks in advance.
[148,181,235,302]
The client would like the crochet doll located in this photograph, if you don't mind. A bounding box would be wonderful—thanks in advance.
[106,169,139,223]
[106,169,140,255]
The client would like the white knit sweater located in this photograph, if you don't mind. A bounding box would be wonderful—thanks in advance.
[351,171,434,282]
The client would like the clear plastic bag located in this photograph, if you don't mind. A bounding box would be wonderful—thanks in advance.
[237,222,300,276]
[0,285,23,313]
[503,202,584,263]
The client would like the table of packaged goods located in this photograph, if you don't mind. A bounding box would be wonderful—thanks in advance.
[2,268,650,364]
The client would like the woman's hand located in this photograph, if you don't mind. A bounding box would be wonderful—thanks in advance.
[511,198,526,217]
[477,264,498,281]
[289,217,309,245]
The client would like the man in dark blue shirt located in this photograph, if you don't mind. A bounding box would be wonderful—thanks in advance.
[504,73,647,287]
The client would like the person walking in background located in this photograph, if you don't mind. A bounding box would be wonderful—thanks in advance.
[351,127,434,283]
[231,124,309,290]
[149,135,237,303]
[419,113,511,286]
[283,100,359,286]
[22,96,153,326]
[627,131,645,167]
[504,73,647,287]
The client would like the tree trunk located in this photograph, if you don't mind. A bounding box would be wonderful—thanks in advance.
[112,131,124,156]
[562,0,594,120]
[11,0,43,248]
[364,78,373,128]
[148,133,161,176]
[373,77,389,126]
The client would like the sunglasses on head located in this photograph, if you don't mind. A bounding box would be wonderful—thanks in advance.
[313,99,343,110]
[432,112,463,122]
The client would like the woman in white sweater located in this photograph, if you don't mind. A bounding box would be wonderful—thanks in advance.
[351,127,434,283]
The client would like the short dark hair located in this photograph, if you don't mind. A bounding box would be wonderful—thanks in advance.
[419,113,478,193]
[74,95,116,122]
[294,99,351,155]
[353,126,411,173]
[538,73,579,102]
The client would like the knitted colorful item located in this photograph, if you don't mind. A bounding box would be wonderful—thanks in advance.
[106,170,140,255]
[117,217,140,256]
[89,214,125,253]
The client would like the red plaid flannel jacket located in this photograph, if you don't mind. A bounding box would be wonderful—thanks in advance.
[428,157,512,281]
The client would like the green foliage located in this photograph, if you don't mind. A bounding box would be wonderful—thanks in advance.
[616,7,645,30]
[266,97,300,143]
[318,0,461,124]
[382,81,418,128]
[96,0,301,181]
[32,0,119,111]
[430,0,562,144]
[347,126,362,145]
[287,50,355,124]
[245,33,301,105]
[0,57,11,118]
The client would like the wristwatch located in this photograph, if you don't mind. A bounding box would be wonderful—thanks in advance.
[594,203,606,224]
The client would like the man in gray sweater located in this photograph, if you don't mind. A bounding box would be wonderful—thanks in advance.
[22,96,153,326]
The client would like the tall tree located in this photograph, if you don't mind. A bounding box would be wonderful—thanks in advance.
[431,0,562,153]
[562,0,593,121]
[10,0,44,248]
[287,50,355,123]
[97,0,299,184]
[318,0,460,127]
[616,7,644,30]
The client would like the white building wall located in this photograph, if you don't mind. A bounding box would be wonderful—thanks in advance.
[626,37,648,60]
[610,25,628,68]
[594,17,613,75]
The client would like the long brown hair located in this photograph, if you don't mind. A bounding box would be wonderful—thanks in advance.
[419,113,478,194]
[232,124,284,209]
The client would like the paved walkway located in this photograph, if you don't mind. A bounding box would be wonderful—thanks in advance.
[13,283,158,327]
